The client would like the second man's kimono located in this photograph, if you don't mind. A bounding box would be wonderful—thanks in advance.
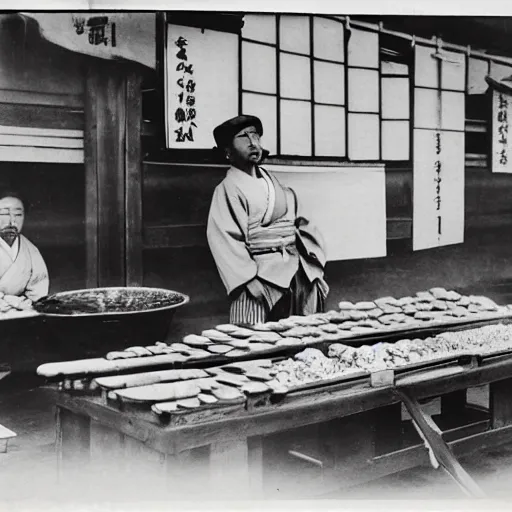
[207,165,328,325]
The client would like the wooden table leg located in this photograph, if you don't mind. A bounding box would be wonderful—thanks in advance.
[56,406,91,483]
[209,439,250,499]
[490,378,512,429]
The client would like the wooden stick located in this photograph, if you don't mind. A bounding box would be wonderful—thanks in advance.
[396,388,486,498]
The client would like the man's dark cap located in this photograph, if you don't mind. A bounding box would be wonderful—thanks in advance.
[213,114,263,149]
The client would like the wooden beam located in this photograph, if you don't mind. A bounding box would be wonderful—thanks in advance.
[85,59,143,288]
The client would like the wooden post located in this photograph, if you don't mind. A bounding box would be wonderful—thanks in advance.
[85,58,143,288]
[490,378,512,429]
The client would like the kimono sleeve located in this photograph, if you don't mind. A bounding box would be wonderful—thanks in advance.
[207,183,258,295]
[25,246,49,301]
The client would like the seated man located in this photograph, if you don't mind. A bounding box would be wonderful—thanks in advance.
[0,191,49,302]
[207,114,328,325]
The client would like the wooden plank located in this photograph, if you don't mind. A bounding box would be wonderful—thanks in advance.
[0,134,83,148]
[143,224,208,249]
[0,103,83,130]
[0,89,83,108]
[396,388,486,498]
[0,125,83,137]
[0,146,83,163]
[490,378,512,429]
[84,62,99,289]
[125,69,143,286]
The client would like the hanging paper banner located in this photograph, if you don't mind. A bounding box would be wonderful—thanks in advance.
[21,13,156,68]
[165,24,238,149]
[491,89,512,173]
[413,45,466,251]
[265,164,387,261]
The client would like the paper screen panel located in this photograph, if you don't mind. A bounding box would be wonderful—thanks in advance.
[441,52,466,91]
[347,28,379,68]
[314,61,345,105]
[413,129,464,250]
[415,45,438,88]
[313,17,344,62]
[242,42,276,94]
[266,164,386,261]
[382,77,410,119]
[441,91,465,131]
[280,100,312,156]
[280,53,311,100]
[382,120,409,160]
[468,58,490,95]
[242,14,276,44]
[279,15,310,54]
[348,68,379,113]
[489,61,512,81]
[381,61,408,76]
[166,25,238,149]
[414,88,439,129]
[348,113,380,160]
[314,105,346,157]
[491,90,512,173]
[242,93,278,155]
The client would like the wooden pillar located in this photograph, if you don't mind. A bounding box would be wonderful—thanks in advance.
[85,58,143,288]
[490,378,512,429]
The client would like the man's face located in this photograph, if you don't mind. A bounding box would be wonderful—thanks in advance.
[227,125,263,167]
[0,197,24,244]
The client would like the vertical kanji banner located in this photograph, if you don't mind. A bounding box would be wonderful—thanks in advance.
[413,45,466,251]
[165,24,238,149]
[491,89,512,173]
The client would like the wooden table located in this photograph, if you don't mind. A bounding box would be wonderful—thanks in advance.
[48,351,512,499]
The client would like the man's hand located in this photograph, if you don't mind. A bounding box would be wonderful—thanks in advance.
[246,278,266,300]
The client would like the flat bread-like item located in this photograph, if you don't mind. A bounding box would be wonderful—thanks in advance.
[116,381,201,403]
[355,301,377,311]
[176,397,201,409]
[248,342,275,352]
[214,372,249,387]
[152,401,178,414]
[208,344,234,355]
[242,381,270,394]
[215,324,240,334]
[226,338,251,349]
[198,393,218,404]
[247,331,283,343]
[201,329,233,343]
[211,385,244,401]
[338,301,355,310]
[182,334,212,347]
[230,327,256,339]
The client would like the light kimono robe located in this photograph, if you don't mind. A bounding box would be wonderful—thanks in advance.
[207,165,328,325]
[0,234,49,301]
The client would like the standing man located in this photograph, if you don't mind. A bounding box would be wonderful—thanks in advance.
[0,190,49,302]
[207,114,328,325]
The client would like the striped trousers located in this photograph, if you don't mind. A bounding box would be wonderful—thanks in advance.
[229,268,327,326]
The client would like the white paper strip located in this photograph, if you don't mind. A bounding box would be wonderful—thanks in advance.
[413,129,464,250]
[166,25,238,149]
[491,89,512,173]
[265,164,386,261]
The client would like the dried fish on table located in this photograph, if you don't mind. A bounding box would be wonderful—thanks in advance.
[115,380,201,403]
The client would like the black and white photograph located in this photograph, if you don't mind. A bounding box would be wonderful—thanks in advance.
[2,1,512,509]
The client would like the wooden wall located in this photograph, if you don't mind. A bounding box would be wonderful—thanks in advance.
[0,14,87,294]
